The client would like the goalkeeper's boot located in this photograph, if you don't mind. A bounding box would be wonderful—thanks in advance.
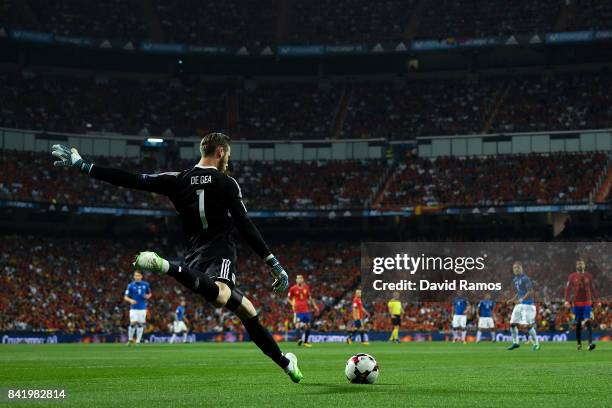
[134,251,165,275]
[532,344,540,351]
[283,353,303,383]
[588,343,596,351]
[507,343,520,351]
[303,343,313,348]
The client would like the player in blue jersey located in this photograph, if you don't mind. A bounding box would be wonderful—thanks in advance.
[507,261,540,351]
[170,299,189,343]
[451,294,469,344]
[476,293,496,342]
[124,270,151,345]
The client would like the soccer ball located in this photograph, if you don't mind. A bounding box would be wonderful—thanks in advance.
[345,353,379,384]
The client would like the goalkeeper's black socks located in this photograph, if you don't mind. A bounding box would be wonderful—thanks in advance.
[242,315,289,369]
[304,328,311,344]
[585,320,593,344]
[576,320,582,345]
[167,264,220,302]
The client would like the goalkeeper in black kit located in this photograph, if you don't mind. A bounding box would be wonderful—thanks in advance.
[51,133,303,383]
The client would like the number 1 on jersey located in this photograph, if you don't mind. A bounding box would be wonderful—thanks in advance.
[196,189,208,230]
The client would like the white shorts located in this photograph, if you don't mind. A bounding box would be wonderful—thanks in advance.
[452,315,467,328]
[478,317,495,329]
[129,309,147,324]
[173,321,188,333]
[510,304,536,325]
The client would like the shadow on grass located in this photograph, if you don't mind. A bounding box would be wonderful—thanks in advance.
[303,383,569,396]
[302,383,401,394]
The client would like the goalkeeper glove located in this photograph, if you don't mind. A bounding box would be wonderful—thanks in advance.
[51,144,93,174]
[266,254,289,293]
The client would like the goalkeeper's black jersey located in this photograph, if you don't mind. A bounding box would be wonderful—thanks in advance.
[89,164,271,263]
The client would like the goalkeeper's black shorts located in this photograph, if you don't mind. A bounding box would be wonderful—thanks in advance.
[187,256,237,289]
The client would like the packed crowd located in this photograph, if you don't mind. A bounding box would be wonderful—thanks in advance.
[233,159,386,210]
[0,235,612,333]
[1,150,607,210]
[26,0,148,40]
[333,241,612,332]
[3,235,609,335]
[0,151,386,210]
[0,235,359,333]
[416,0,562,39]
[359,300,611,333]
[343,79,496,138]
[287,0,416,44]
[154,0,277,46]
[236,83,340,138]
[490,74,612,133]
[564,0,612,31]
[381,152,608,208]
[0,73,228,137]
[2,72,612,139]
[1,151,171,209]
[5,0,611,45]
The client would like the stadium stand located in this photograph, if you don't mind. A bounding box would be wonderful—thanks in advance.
[154,0,277,45]
[415,0,563,39]
[26,0,148,40]
[2,72,612,139]
[342,79,497,138]
[490,74,612,134]
[2,235,609,334]
[0,236,359,333]
[2,150,608,210]
[380,152,608,208]
[564,0,612,31]
[286,0,416,44]
[236,83,340,138]
[0,151,387,210]
[2,0,611,46]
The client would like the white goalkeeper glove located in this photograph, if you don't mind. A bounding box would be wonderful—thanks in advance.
[266,255,289,293]
[51,144,93,173]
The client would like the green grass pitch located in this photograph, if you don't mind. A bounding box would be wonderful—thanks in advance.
[1,342,610,407]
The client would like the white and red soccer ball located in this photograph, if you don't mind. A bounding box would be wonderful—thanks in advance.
[345,353,379,384]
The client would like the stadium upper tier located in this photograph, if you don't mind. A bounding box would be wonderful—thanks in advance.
[1,150,608,210]
[2,0,611,45]
[2,72,612,139]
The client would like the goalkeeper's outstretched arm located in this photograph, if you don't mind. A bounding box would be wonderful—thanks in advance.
[51,144,178,195]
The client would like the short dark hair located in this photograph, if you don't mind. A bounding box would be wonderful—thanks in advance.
[200,132,230,157]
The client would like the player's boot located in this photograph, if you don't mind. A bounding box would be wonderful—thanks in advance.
[576,344,582,351]
[303,343,312,348]
[588,343,596,351]
[133,251,165,274]
[346,337,352,345]
[283,352,303,383]
[532,344,540,351]
[297,339,303,346]
[507,343,520,351]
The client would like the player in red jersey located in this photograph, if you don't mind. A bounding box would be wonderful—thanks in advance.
[288,275,317,347]
[346,289,370,345]
[564,257,598,351]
